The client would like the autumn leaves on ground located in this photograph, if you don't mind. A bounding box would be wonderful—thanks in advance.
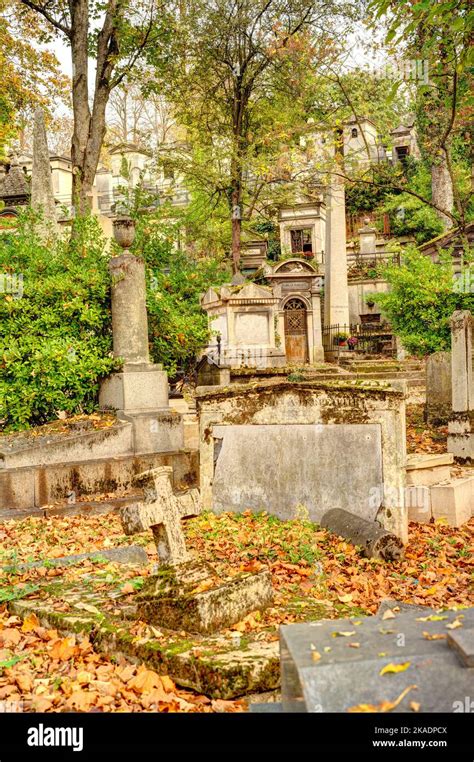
[0,509,472,713]
[0,404,472,712]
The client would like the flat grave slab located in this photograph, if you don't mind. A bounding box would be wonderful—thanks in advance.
[9,579,279,700]
[280,606,474,712]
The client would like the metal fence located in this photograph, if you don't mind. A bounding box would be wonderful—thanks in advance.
[322,322,395,357]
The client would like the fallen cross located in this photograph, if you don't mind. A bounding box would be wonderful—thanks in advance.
[120,467,273,634]
[121,466,201,565]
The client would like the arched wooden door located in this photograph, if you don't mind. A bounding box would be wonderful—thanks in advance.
[284,298,308,364]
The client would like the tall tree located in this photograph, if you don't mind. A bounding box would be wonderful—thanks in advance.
[16,0,164,213]
[149,0,356,271]
[107,79,177,149]
[0,0,68,159]
[369,0,473,230]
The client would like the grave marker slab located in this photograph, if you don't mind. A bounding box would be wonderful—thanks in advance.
[280,607,474,712]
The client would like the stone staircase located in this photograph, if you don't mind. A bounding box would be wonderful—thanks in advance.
[406,452,474,527]
[335,358,426,404]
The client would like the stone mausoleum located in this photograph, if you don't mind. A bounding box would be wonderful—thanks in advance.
[200,258,324,368]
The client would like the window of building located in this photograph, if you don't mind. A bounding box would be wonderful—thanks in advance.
[351,128,358,138]
[290,228,312,254]
[395,146,410,161]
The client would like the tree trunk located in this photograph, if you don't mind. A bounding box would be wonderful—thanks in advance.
[231,183,242,273]
[70,0,92,216]
[431,151,454,231]
[70,0,117,216]
[320,508,404,561]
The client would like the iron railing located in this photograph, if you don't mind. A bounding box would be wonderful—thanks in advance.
[322,322,395,357]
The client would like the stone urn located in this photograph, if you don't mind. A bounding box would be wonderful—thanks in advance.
[113,217,136,251]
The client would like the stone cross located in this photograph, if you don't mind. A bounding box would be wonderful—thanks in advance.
[120,467,201,566]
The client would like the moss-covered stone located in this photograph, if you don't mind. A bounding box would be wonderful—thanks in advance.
[8,581,279,700]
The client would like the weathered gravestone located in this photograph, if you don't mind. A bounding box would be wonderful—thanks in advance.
[31,107,58,241]
[197,380,408,542]
[99,218,183,454]
[425,351,452,425]
[279,606,474,712]
[448,310,474,460]
[121,467,273,634]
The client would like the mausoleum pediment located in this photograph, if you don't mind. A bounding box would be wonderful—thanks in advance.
[201,287,220,305]
[230,282,273,301]
[271,258,317,275]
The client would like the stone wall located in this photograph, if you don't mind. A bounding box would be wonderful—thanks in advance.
[196,379,407,541]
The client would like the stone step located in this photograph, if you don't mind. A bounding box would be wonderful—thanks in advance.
[407,453,454,469]
[431,476,474,527]
[407,474,474,527]
[406,453,454,487]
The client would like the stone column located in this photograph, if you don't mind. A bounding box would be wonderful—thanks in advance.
[110,253,150,364]
[311,287,324,362]
[99,218,183,453]
[451,310,473,412]
[31,108,58,240]
[448,310,474,460]
[324,135,350,329]
[425,351,452,424]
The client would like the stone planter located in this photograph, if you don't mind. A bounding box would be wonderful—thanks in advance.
[113,217,136,250]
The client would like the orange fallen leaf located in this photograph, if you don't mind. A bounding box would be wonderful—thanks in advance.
[128,667,162,694]
[50,636,77,661]
[68,690,97,711]
[0,629,21,646]
[422,631,446,641]
[160,675,175,693]
[21,613,40,632]
[348,685,417,713]
[15,673,33,692]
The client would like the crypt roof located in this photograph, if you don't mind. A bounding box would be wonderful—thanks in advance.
[200,280,275,308]
[0,158,30,201]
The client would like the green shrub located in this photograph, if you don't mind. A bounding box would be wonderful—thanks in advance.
[371,246,474,356]
[0,213,118,430]
[0,210,231,430]
[134,215,230,379]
